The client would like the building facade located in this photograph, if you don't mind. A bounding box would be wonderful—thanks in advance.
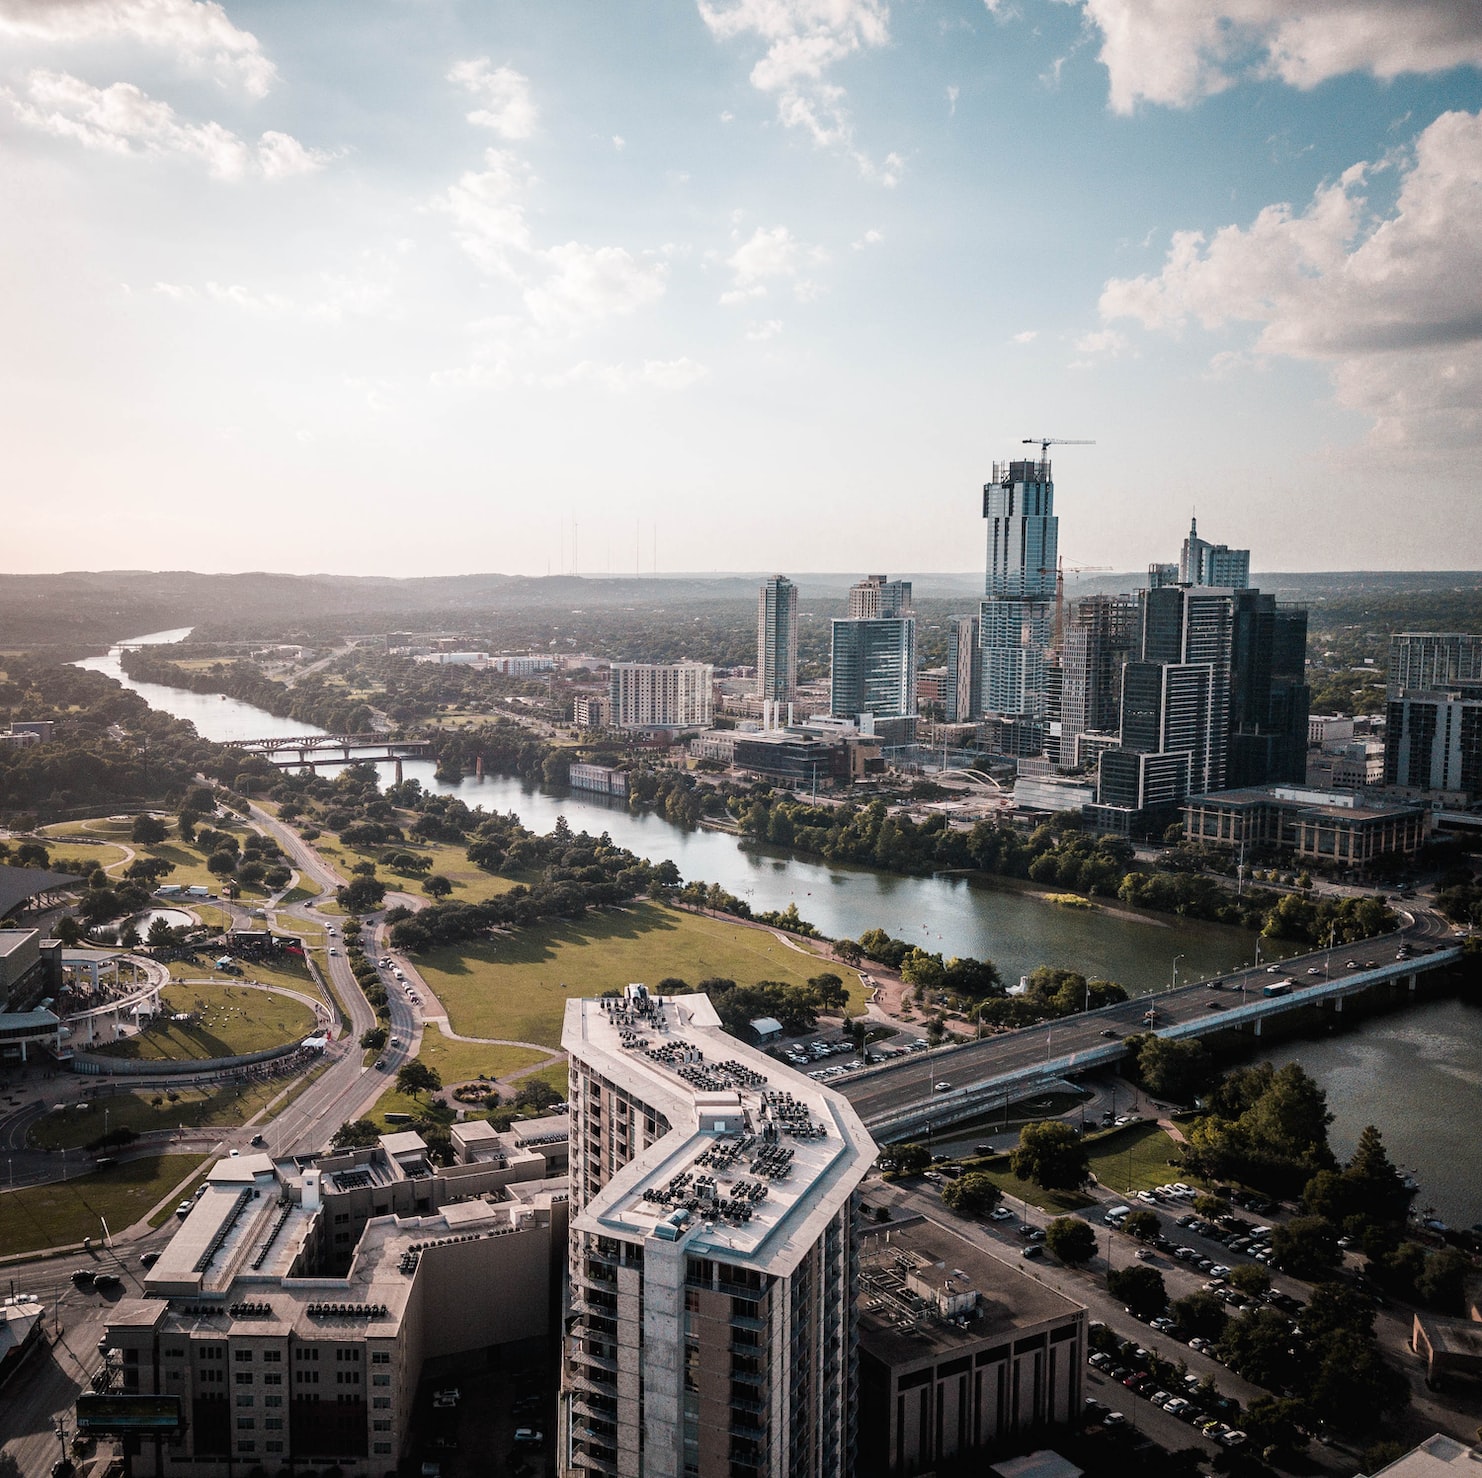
[610,663,714,730]
[1179,517,1250,589]
[1054,594,1137,767]
[945,615,982,725]
[561,986,876,1478]
[830,598,917,726]
[757,576,800,704]
[1183,785,1429,865]
[847,575,912,620]
[1384,634,1482,798]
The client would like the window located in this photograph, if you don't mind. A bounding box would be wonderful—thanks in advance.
[235,1396,254,1408]
[165,1347,184,1359]
[336,1370,361,1385]
[200,1369,224,1385]
[266,1441,283,1453]
[235,1373,253,1386]
[337,1348,361,1362]
[265,1418,283,1431]
[263,1373,282,1386]
[372,1397,391,1410]
[236,1418,255,1430]
[371,1351,391,1365]
[373,1443,392,1455]
[262,1350,282,1363]
[237,1440,255,1453]
[373,1420,392,1432]
[264,1396,283,1408]
[234,1350,253,1362]
[296,1371,319,1385]
[372,1374,391,1387]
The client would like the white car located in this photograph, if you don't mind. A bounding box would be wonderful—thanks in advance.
[933,1081,951,1092]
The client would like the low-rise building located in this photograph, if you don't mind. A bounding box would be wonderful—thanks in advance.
[573,693,613,729]
[569,762,629,798]
[1183,784,1429,864]
[854,1218,1086,1478]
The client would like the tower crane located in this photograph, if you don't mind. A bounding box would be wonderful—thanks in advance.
[1023,436,1095,466]
[1052,557,1112,650]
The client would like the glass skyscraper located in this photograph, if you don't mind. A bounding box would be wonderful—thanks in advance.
[756,575,798,704]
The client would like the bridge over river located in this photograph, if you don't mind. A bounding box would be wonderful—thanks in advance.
[224,733,432,769]
[836,917,1464,1143]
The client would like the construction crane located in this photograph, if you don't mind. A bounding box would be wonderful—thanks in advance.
[1023,436,1095,467]
[1052,558,1112,651]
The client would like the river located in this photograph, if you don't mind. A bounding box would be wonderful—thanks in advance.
[78,632,1481,1226]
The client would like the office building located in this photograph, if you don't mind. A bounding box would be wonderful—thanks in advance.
[1179,517,1250,589]
[1227,597,1310,788]
[847,575,912,620]
[1383,633,1482,798]
[1184,785,1428,865]
[757,576,799,704]
[945,614,981,725]
[561,986,876,1478]
[1389,633,1482,692]
[1054,595,1137,767]
[854,1219,1086,1478]
[979,459,1058,725]
[96,1132,568,1475]
[610,663,714,731]
[831,578,916,734]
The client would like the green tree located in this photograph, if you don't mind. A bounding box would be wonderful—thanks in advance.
[338,875,387,912]
[146,916,176,947]
[807,972,848,1012]
[53,914,82,946]
[331,1118,381,1149]
[1226,1263,1271,1299]
[889,1143,931,1175]
[1045,1215,1097,1265]
[131,813,168,844]
[940,1172,1004,1218]
[1308,1330,1409,1435]
[422,874,454,899]
[396,1060,442,1098]
[360,1026,389,1051]
[1272,1215,1341,1278]
[1171,1289,1228,1340]
[1242,1395,1311,1456]
[1416,1247,1470,1314]
[1121,1208,1160,1241]
[1010,1120,1089,1190]
[1220,1307,1303,1391]
[1106,1264,1167,1320]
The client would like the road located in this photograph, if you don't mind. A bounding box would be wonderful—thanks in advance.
[837,913,1458,1137]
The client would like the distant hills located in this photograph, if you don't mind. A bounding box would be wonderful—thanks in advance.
[3,567,1480,650]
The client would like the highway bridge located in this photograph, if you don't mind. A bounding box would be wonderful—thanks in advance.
[836,917,1464,1144]
[224,733,432,769]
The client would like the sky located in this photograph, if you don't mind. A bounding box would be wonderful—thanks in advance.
[3,0,1481,580]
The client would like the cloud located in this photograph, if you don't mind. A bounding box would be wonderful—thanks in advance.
[0,0,276,96]
[612,134,625,151]
[946,83,958,115]
[436,147,536,278]
[152,255,399,321]
[1012,329,1037,343]
[851,226,882,250]
[525,357,710,392]
[447,58,538,139]
[1099,109,1482,463]
[746,318,783,340]
[523,243,668,330]
[718,223,827,304]
[697,0,902,183]
[3,70,330,178]
[1063,0,1482,114]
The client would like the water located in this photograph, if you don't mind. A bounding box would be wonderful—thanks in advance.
[131,907,196,935]
[1260,998,1482,1231]
[82,630,1482,1223]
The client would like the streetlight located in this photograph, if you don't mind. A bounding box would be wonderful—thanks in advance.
[1171,954,1185,993]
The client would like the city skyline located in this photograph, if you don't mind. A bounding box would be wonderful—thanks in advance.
[3,1,1481,578]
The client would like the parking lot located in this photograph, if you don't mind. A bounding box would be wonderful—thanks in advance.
[409,1340,554,1478]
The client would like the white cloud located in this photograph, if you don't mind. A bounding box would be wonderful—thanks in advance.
[746,318,783,340]
[612,134,625,151]
[152,255,398,321]
[3,70,328,179]
[530,357,709,392]
[1012,329,1037,343]
[447,58,537,139]
[436,147,536,279]
[719,223,827,304]
[697,0,901,183]
[946,83,959,115]
[1100,109,1482,463]
[1064,0,1482,114]
[0,0,276,96]
[524,243,668,330]
[851,226,882,250]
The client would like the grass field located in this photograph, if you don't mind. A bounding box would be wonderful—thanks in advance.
[1084,1121,1189,1194]
[415,901,860,1048]
[413,1034,551,1086]
[28,1080,294,1150]
[949,1155,1097,1215]
[95,983,316,1060]
[0,1154,208,1254]
[310,829,522,906]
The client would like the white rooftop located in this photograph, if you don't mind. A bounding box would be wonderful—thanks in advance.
[564,989,876,1277]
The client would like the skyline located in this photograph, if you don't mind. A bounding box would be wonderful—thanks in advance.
[3,1,1481,578]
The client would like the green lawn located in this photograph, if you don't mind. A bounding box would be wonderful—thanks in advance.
[95,983,316,1061]
[948,1155,1097,1214]
[414,1034,551,1087]
[0,1154,207,1254]
[415,901,860,1048]
[1084,1121,1189,1195]
[310,827,521,906]
[28,1080,294,1150]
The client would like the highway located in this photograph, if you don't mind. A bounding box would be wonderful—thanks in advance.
[837,910,1461,1140]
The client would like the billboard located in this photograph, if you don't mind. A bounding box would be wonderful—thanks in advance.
[76,1394,184,1433]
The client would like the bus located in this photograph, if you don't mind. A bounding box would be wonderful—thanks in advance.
[1263,980,1293,997]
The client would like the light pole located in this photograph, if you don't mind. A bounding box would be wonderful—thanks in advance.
[1171,954,1185,993]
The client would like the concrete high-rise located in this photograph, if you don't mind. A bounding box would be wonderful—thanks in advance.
[611,663,713,730]
[1054,594,1137,764]
[756,576,798,704]
[846,575,912,620]
[979,459,1058,724]
[945,614,981,725]
[560,986,876,1478]
[1384,633,1482,797]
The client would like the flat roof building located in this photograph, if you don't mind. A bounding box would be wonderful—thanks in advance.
[561,985,877,1478]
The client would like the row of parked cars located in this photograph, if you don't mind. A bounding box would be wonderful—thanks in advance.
[1087,1351,1248,1448]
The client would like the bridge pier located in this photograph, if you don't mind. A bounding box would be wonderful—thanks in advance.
[395,758,403,784]
[1251,1017,1262,1036]
[1332,995,1343,1014]
[476,754,484,779]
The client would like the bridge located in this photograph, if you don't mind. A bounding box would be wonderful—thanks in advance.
[224,733,432,769]
[836,920,1465,1143]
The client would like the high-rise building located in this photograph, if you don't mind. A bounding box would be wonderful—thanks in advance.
[831,577,916,726]
[979,459,1058,723]
[846,574,912,620]
[756,576,799,704]
[1228,596,1309,788]
[610,663,713,730]
[1384,634,1482,797]
[1179,517,1250,589]
[560,986,875,1478]
[945,614,981,725]
[1055,594,1137,765]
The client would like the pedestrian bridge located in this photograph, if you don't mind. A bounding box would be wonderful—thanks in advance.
[225,733,431,769]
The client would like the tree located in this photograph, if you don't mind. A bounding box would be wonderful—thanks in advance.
[1171,1289,1228,1340]
[146,916,177,947]
[131,813,167,844]
[1106,1264,1167,1320]
[940,1173,1004,1218]
[422,874,454,899]
[1010,1120,1089,1190]
[1242,1395,1311,1456]
[1121,1208,1161,1241]
[515,1078,560,1110]
[396,1061,442,1098]
[1308,1330,1409,1435]
[1226,1263,1271,1299]
[360,1026,389,1051]
[889,1143,931,1175]
[338,875,387,913]
[331,1118,381,1150]
[53,914,82,946]
[1045,1215,1097,1265]
[1272,1215,1341,1278]
[1220,1307,1302,1391]
[807,972,848,1012]
[206,848,238,876]
[1416,1247,1470,1314]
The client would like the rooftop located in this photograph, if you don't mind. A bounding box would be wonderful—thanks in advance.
[0,865,83,921]
[856,1219,1085,1367]
[565,988,875,1276]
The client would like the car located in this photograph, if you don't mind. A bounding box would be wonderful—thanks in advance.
[1102,1411,1127,1428]
[1135,1248,1156,1261]
[375,1057,387,1070]
[93,1273,122,1292]
[1218,1430,1248,1448]
[989,1207,1015,1221]
[1084,1397,1109,1418]
[1346,959,1360,968]
[228,1148,240,1158]
[1208,1264,1230,1278]
[1148,1317,1175,1333]
[1088,1353,1111,1370]
[139,1251,160,1268]
[250,1133,265,1146]
[1021,1244,1044,1259]
[1175,1213,1195,1227]
[933,1081,951,1092]
[1187,1337,1209,1353]
[176,1202,193,1220]
[1149,1390,1173,1407]
[70,1269,96,1288]
[1164,1397,1190,1417]
[1266,964,1281,973]
[328,947,338,956]
[1206,979,1223,990]
[432,1388,460,1409]
[1100,1028,1119,1038]
[1307,966,1323,974]
[513,1429,544,1447]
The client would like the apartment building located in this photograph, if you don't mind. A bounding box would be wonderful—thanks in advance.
[610,663,714,730]
[561,986,877,1478]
